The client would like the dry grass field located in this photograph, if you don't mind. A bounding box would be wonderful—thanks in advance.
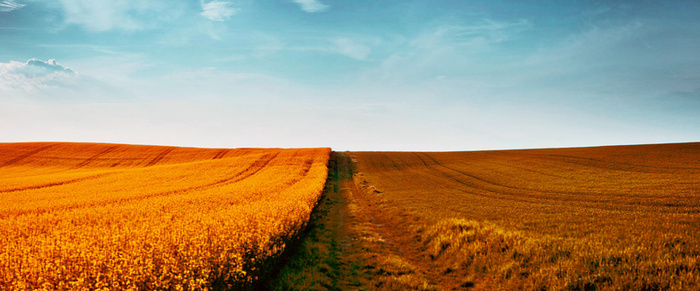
[274,143,700,290]
[345,143,700,290]
[0,142,330,290]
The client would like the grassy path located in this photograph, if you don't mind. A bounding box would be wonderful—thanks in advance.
[268,151,348,290]
[270,152,438,290]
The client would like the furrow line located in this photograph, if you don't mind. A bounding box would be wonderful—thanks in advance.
[0,144,56,167]
[74,146,119,168]
[144,148,175,167]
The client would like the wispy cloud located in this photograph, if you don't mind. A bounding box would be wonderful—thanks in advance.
[260,37,372,60]
[517,20,700,107]
[412,19,531,50]
[332,38,371,60]
[291,0,328,13]
[0,59,77,92]
[365,19,532,84]
[56,0,178,31]
[36,44,127,56]
[200,0,238,22]
[0,0,24,12]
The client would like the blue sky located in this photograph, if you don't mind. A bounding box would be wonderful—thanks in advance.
[1,0,698,150]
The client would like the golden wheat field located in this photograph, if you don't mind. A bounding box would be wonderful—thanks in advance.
[343,143,700,290]
[0,142,330,290]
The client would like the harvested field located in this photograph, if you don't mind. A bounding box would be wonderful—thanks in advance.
[0,142,330,290]
[349,143,700,290]
[276,143,700,290]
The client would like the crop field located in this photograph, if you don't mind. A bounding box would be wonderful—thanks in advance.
[2,142,698,290]
[0,142,330,290]
[342,143,700,290]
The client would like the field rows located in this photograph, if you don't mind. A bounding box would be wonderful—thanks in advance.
[0,142,330,290]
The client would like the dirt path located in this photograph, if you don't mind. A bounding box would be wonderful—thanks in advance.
[270,152,441,290]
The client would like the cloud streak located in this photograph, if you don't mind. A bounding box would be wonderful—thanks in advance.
[200,0,238,22]
[412,19,532,50]
[291,0,328,13]
[0,0,24,12]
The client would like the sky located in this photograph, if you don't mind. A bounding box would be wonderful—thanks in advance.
[0,0,698,151]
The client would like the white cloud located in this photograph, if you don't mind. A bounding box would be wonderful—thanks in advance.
[291,0,328,13]
[200,0,238,22]
[0,0,24,12]
[332,38,371,60]
[20,59,75,76]
[56,0,177,31]
[0,59,78,92]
